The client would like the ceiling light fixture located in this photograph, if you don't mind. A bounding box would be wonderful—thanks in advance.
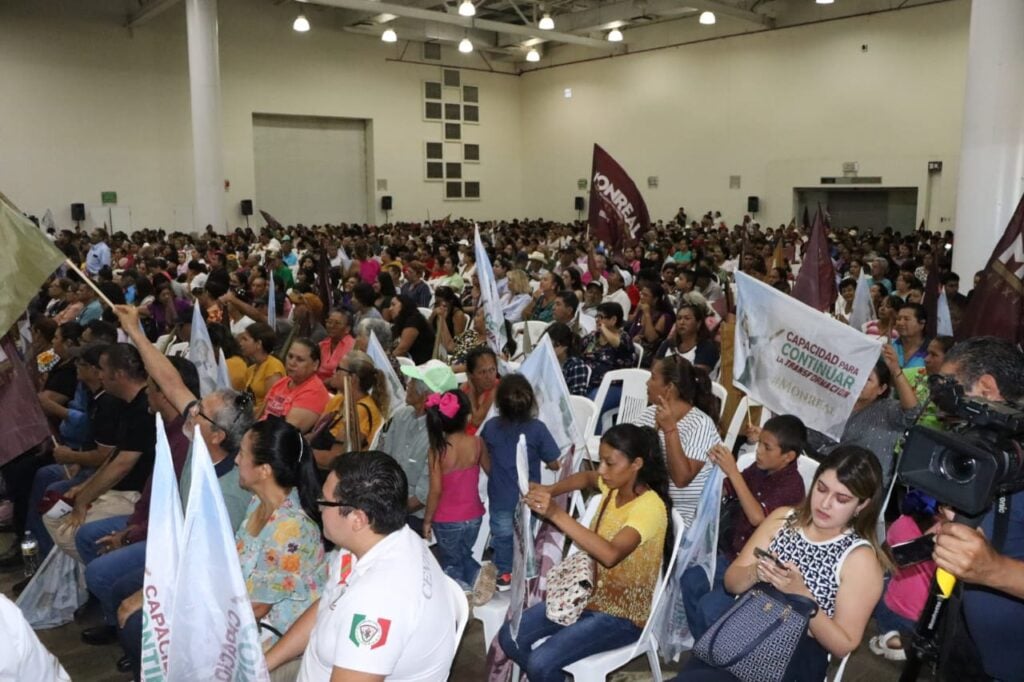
[458,0,476,17]
[816,0,835,4]
[607,27,623,42]
[292,13,310,32]
[381,28,397,42]
[459,37,474,53]
[698,10,715,24]
[526,47,540,62]
[538,13,555,30]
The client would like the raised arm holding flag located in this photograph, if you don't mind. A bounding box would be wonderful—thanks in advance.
[587,144,650,255]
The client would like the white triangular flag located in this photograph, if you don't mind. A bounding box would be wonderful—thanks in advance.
[188,304,220,397]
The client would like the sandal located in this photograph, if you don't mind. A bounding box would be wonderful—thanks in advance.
[869,631,906,661]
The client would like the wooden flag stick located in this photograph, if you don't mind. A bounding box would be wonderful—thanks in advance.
[746,404,755,430]
[64,258,117,309]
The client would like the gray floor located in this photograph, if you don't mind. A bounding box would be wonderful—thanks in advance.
[1,532,909,681]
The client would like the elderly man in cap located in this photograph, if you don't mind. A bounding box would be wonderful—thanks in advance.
[373,360,458,535]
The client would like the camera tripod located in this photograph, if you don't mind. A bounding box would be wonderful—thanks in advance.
[899,511,983,682]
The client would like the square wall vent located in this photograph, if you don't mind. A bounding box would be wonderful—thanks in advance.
[424,43,442,60]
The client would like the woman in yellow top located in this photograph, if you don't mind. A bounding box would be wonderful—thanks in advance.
[209,323,248,391]
[311,350,391,469]
[500,424,672,681]
[238,322,284,417]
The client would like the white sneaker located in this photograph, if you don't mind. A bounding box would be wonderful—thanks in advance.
[472,562,498,606]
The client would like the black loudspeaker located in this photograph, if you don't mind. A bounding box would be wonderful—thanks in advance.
[381,195,393,211]
[747,196,760,213]
[574,196,585,212]
[71,203,85,221]
[240,199,253,216]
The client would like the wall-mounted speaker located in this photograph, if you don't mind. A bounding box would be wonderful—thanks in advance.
[240,199,253,216]
[71,203,85,221]
[381,195,393,211]
[747,196,760,213]
[574,196,585,212]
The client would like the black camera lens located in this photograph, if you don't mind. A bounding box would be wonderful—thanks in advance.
[939,451,977,484]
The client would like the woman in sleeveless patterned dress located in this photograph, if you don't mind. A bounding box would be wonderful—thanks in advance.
[675,446,888,681]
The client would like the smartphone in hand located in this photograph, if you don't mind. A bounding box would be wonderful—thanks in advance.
[754,546,788,570]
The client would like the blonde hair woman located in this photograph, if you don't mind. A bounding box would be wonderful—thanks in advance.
[501,270,533,323]
[311,350,391,468]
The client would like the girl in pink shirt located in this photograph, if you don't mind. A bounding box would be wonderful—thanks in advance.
[422,389,495,605]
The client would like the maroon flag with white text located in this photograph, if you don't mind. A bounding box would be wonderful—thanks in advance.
[960,192,1024,343]
[791,207,837,312]
[587,144,649,253]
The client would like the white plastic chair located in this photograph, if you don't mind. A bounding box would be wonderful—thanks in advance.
[723,395,749,453]
[560,509,687,682]
[710,381,728,420]
[443,575,470,662]
[418,307,433,320]
[635,345,645,368]
[585,368,651,460]
[737,451,819,496]
[569,395,597,459]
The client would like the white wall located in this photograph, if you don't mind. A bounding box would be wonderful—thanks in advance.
[0,0,970,231]
[0,0,523,230]
[517,0,969,228]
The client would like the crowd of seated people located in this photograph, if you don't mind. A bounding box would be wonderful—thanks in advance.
[1,211,1018,682]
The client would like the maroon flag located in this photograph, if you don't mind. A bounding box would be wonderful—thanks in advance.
[960,192,1024,343]
[259,210,282,231]
[587,144,649,253]
[791,207,837,312]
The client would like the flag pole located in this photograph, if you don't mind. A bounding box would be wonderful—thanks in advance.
[64,258,118,309]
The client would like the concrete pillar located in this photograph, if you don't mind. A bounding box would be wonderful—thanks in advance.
[185,0,225,232]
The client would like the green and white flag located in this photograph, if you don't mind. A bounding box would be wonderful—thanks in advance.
[474,225,507,355]
[733,271,881,440]
[0,194,65,336]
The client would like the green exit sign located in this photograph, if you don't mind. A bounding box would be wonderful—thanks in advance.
[101,191,117,205]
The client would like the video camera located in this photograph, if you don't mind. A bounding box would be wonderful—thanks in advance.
[898,374,1024,516]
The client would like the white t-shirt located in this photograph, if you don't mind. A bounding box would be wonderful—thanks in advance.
[634,405,721,525]
[0,594,70,681]
[299,527,455,682]
[230,315,256,336]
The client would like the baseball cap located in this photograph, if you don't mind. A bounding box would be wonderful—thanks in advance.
[615,267,634,287]
[401,360,458,393]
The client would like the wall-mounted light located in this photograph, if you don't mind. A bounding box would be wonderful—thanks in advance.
[698,11,715,24]
[381,28,397,42]
[293,13,310,31]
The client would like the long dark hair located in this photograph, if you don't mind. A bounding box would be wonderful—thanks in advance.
[601,423,674,572]
[546,322,581,358]
[247,417,323,531]
[654,355,720,425]
[424,389,471,456]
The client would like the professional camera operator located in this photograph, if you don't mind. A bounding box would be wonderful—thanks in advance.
[932,336,1024,681]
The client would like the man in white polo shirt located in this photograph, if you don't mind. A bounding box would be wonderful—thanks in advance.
[265,451,456,681]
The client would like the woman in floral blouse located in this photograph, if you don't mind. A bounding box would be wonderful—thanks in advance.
[235,417,327,646]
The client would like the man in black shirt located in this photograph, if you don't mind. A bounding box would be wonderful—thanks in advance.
[43,344,156,560]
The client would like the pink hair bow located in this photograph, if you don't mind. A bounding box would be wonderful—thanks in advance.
[425,392,460,419]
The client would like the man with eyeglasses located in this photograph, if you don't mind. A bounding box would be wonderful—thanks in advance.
[265,451,457,681]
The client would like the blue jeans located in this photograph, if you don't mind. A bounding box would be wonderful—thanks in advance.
[433,517,483,589]
[489,509,515,575]
[873,595,917,638]
[114,566,146,678]
[75,515,130,566]
[681,553,735,641]
[26,464,91,557]
[499,604,641,682]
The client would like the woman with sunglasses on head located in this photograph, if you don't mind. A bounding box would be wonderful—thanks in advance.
[235,417,327,648]
[311,351,391,469]
[673,446,887,681]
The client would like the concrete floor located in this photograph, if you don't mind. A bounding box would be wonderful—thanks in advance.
[1,532,912,681]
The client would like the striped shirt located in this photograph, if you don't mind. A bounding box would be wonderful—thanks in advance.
[633,405,721,525]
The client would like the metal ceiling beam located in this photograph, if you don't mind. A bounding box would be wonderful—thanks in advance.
[544,0,696,34]
[125,0,183,28]
[298,0,616,48]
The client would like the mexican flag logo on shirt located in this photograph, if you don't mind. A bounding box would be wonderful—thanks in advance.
[349,614,391,649]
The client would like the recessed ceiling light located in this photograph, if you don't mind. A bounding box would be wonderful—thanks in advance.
[607,27,623,42]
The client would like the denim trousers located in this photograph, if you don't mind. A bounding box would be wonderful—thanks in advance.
[114,566,146,678]
[26,463,91,557]
[76,516,143,626]
[498,603,641,682]
[873,595,917,638]
[681,552,735,642]
[433,516,483,589]
[489,509,515,575]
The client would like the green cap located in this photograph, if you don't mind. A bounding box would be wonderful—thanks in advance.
[400,359,458,393]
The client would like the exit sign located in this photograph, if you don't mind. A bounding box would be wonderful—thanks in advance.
[101,191,117,205]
